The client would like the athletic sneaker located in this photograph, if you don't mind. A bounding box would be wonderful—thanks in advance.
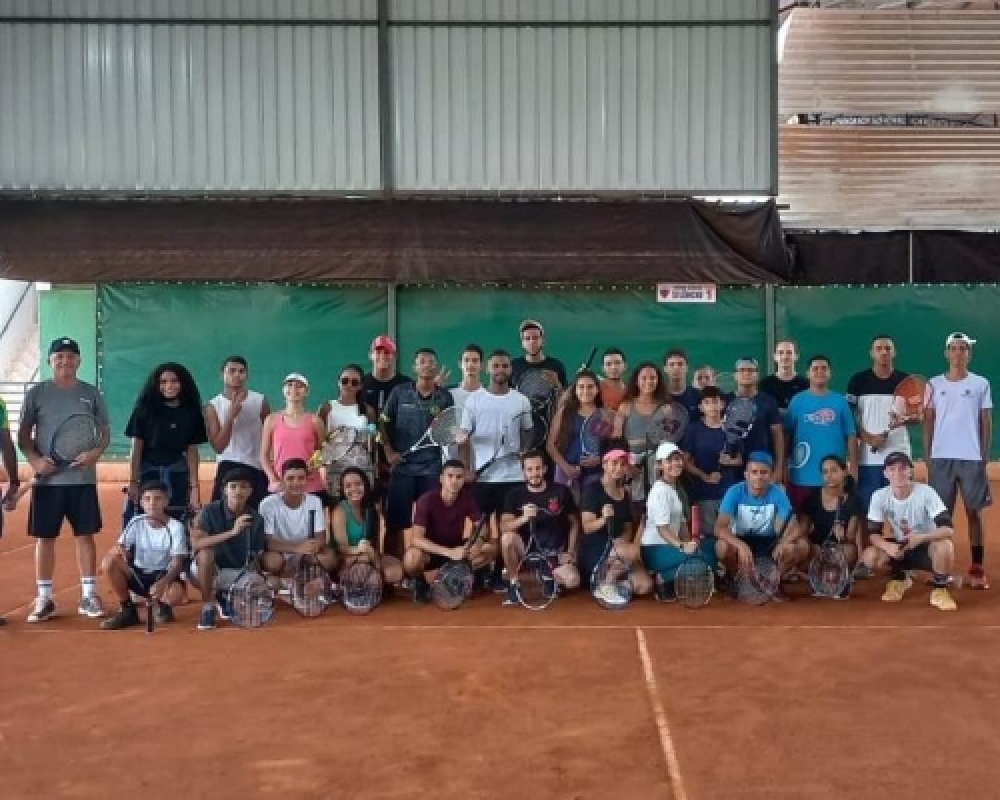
[594,583,626,607]
[486,572,510,594]
[78,596,106,619]
[27,597,56,623]
[215,591,233,621]
[852,563,873,581]
[654,579,677,603]
[154,602,175,624]
[197,605,217,630]
[930,587,958,612]
[503,583,520,606]
[412,578,431,605]
[881,576,914,603]
[101,604,140,630]
[968,565,990,590]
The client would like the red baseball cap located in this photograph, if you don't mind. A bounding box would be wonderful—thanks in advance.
[371,335,397,354]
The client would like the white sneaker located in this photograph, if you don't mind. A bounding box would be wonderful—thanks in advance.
[27,597,56,623]
[78,595,106,618]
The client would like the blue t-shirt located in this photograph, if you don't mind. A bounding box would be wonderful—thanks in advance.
[681,421,739,502]
[671,386,703,420]
[784,390,856,488]
[719,481,793,538]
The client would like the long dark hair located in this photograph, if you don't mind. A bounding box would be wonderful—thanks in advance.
[134,362,202,416]
[554,369,603,452]
[339,467,379,541]
[623,361,668,405]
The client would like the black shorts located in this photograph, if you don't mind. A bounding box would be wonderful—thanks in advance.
[424,553,452,571]
[29,485,102,539]
[127,567,167,597]
[892,541,935,573]
[472,482,518,518]
[736,534,779,560]
[385,471,440,531]
[211,461,270,511]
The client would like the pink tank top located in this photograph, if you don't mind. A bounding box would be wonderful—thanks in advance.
[271,412,325,493]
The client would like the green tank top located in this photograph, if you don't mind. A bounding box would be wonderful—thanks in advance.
[341,501,366,547]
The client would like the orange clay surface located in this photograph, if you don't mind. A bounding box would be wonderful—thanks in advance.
[2,484,1000,799]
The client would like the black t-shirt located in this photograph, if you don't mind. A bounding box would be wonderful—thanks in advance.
[511,356,568,390]
[579,481,632,567]
[503,482,577,552]
[801,488,864,542]
[363,373,411,418]
[670,386,703,420]
[381,382,455,476]
[197,499,266,570]
[759,374,810,412]
[125,403,209,467]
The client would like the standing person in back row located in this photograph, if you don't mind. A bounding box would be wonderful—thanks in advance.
[205,355,271,510]
[19,337,111,622]
[923,332,993,590]
[363,335,411,493]
[760,340,810,416]
[510,319,568,390]
[662,349,702,419]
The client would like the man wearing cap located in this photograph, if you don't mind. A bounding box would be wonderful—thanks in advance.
[18,337,111,622]
[640,441,715,600]
[923,332,993,589]
[715,451,801,600]
[260,373,326,498]
[363,335,412,493]
[785,355,858,510]
[861,451,957,610]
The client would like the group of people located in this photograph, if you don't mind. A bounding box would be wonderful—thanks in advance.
[0,321,991,629]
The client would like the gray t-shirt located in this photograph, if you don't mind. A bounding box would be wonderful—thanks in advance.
[21,380,109,486]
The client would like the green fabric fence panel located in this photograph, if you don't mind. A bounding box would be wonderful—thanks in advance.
[396,286,767,381]
[98,284,388,458]
[776,285,1000,458]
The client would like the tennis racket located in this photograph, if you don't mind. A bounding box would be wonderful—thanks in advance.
[635,402,690,499]
[722,396,757,459]
[291,509,332,617]
[809,486,853,599]
[227,515,275,629]
[48,413,101,470]
[580,408,616,458]
[339,508,383,615]
[119,513,162,635]
[579,346,598,374]
[515,517,558,611]
[431,516,489,610]
[788,441,811,471]
[735,554,782,605]
[590,517,633,610]
[317,423,377,466]
[870,373,928,454]
[714,372,737,394]
[674,507,714,609]
[474,411,531,480]
[516,368,561,449]
[403,407,462,456]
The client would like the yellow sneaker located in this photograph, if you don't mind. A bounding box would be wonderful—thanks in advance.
[881,577,913,603]
[930,587,957,612]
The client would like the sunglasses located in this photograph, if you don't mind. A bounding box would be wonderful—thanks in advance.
[339,376,362,387]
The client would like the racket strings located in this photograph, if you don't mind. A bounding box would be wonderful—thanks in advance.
[674,559,714,608]
[52,416,99,459]
[341,560,382,614]
[429,408,462,445]
[592,552,632,609]
[809,544,851,598]
[517,555,556,609]
[518,371,559,404]
[230,573,275,628]
[581,410,615,454]
[321,427,360,463]
[432,561,474,610]
[648,404,689,444]
[292,559,331,615]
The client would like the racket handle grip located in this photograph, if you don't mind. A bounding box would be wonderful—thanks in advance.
[690,505,700,541]
[145,599,154,634]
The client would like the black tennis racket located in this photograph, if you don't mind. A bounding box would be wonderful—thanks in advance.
[579,346,598,374]
[119,513,161,635]
[431,516,489,611]
[515,517,558,611]
[590,517,633,610]
[637,402,690,499]
[516,368,561,449]
[809,487,853,599]
[291,509,332,617]
[227,515,274,629]
[403,407,462,456]
[339,508,383,615]
[722,397,756,459]
[49,413,101,469]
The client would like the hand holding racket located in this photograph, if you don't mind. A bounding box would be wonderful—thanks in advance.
[872,375,928,453]
[432,516,489,610]
[591,517,633,610]
[808,490,852,599]
[33,413,102,476]
[401,407,463,459]
[721,397,756,462]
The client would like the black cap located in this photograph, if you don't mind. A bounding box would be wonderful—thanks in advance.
[48,337,80,356]
[884,451,913,468]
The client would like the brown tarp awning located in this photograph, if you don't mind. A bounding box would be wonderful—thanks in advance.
[0,197,790,285]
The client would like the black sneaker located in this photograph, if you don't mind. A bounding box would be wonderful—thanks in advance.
[503,583,520,606]
[101,604,140,630]
[197,605,217,631]
[155,602,175,624]
[412,578,431,605]
[0,614,7,627]
[215,591,233,621]
[487,573,511,594]
[654,578,677,603]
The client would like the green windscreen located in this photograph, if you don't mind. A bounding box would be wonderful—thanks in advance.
[99,284,387,457]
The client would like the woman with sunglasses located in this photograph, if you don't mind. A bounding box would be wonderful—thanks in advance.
[317,364,376,501]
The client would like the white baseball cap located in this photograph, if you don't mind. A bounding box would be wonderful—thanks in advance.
[283,372,309,388]
[655,442,681,461]
[945,332,976,347]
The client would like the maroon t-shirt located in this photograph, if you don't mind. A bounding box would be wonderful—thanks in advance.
[412,488,481,547]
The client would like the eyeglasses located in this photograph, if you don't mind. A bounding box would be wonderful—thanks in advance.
[340,377,362,387]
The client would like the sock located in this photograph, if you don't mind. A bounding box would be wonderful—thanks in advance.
[972,546,984,566]
[202,602,214,612]
[932,573,950,589]
[81,577,97,598]
[37,580,53,600]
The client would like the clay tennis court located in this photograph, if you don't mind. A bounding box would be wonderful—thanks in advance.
[2,484,999,800]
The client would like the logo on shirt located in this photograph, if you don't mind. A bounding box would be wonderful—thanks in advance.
[804,408,836,426]
[547,496,562,516]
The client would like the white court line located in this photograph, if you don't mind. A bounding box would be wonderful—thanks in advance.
[0,541,35,557]
[636,627,689,800]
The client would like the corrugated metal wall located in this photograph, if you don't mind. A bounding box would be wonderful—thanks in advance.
[0,0,775,194]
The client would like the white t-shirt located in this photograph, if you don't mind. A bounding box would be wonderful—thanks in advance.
[460,388,534,483]
[868,483,948,542]
[209,390,265,469]
[926,372,993,461]
[119,515,188,572]
[444,385,478,462]
[325,399,368,433]
[259,493,326,543]
[641,480,685,546]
